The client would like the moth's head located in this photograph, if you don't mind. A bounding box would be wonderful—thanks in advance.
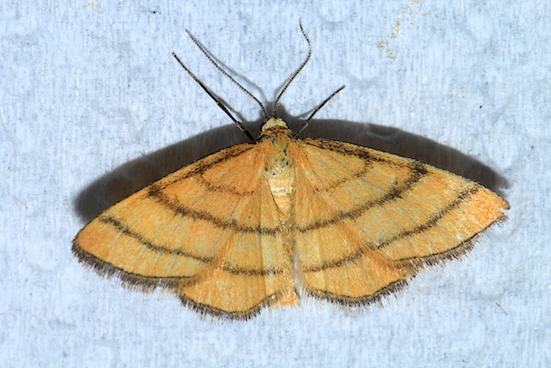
[260,118,289,134]
[258,118,294,142]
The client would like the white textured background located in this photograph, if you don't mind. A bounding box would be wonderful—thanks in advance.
[1,1,548,367]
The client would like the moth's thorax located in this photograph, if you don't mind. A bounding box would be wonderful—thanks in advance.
[260,118,296,219]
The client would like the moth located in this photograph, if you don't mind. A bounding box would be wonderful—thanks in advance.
[74,25,509,319]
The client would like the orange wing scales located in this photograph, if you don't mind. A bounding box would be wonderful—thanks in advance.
[74,118,509,319]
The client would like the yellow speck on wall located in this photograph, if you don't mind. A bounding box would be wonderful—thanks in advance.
[73,26,509,320]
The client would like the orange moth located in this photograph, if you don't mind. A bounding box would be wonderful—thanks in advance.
[73,25,509,320]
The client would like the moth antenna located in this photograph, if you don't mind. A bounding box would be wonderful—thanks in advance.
[298,85,346,136]
[185,30,269,122]
[172,52,255,141]
[273,20,312,119]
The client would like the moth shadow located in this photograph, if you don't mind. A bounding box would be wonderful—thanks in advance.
[73,106,510,223]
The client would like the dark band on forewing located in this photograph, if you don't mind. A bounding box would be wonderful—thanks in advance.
[99,215,215,263]
[149,184,281,235]
[298,162,428,232]
[303,245,367,273]
[314,159,374,193]
[302,184,480,272]
[221,263,284,276]
[99,216,284,276]
[156,144,256,190]
[306,139,409,166]
[377,185,480,249]
[196,172,255,196]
